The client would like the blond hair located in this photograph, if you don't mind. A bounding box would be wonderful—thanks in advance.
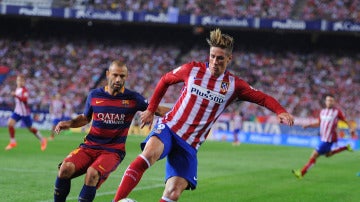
[206,28,234,54]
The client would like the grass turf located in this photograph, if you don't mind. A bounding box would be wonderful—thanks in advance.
[0,127,358,202]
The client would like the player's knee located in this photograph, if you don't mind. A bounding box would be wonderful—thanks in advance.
[85,167,100,185]
[58,162,75,179]
[164,187,182,201]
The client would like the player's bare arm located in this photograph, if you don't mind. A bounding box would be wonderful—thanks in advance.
[140,109,155,129]
[54,114,90,134]
[155,106,171,117]
[278,112,294,126]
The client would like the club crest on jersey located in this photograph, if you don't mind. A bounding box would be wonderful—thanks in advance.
[220,81,229,93]
[122,100,130,105]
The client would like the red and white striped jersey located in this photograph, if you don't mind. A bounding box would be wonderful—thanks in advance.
[319,107,345,142]
[50,98,64,119]
[14,86,31,116]
[148,61,287,150]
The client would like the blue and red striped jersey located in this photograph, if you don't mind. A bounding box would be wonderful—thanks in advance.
[80,87,148,154]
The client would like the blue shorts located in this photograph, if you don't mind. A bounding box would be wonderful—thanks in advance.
[52,118,62,126]
[11,112,33,127]
[141,123,198,190]
[316,141,333,155]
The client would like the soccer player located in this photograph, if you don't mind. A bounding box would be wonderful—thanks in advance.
[4,74,47,151]
[232,110,243,146]
[292,94,354,179]
[113,28,294,202]
[49,93,65,140]
[53,60,169,202]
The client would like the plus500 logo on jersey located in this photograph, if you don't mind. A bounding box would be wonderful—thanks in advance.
[96,113,125,124]
[190,84,225,104]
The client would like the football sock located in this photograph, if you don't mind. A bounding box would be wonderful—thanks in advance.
[301,157,316,176]
[160,196,176,202]
[8,125,15,139]
[54,177,71,202]
[329,146,347,155]
[113,155,150,201]
[30,127,43,140]
[78,184,96,202]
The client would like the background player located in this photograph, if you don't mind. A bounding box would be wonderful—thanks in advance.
[53,60,168,202]
[113,28,294,202]
[232,110,243,146]
[292,94,354,179]
[49,93,65,140]
[4,74,47,151]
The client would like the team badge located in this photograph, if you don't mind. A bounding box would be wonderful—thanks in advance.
[220,81,229,93]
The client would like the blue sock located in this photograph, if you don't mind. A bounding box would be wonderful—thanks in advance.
[78,184,96,202]
[54,177,71,202]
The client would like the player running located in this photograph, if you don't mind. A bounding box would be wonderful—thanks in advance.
[4,74,47,151]
[53,60,168,202]
[113,28,294,202]
[292,94,354,179]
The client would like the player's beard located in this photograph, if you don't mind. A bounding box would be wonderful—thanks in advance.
[111,82,124,94]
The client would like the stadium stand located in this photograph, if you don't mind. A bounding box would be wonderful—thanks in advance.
[0,1,358,127]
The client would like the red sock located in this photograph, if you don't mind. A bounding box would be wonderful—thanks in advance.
[113,155,150,201]
[301,157,316,176]
[30,127,37,134]
[329,146,347,155]
[8,125,15,139]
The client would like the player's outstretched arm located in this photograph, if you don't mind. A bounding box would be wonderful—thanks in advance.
[54,114,90,134]
[277,112,294,126]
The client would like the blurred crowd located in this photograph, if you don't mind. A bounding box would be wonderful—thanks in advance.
[0,37,358,126]
[1,0,359,22]
[46,0,359,22]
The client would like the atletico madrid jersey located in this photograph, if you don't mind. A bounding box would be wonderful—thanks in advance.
[14,86,31,116]
[80,87,148,154]
[148,61,287,150]
[319,107,346,143]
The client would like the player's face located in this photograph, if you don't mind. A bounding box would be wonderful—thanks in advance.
[208,47,232,77]
[325,96,335,108]
[107,64,128,95]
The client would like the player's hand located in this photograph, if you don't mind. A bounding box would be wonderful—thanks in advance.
[54,121,70,134]
[278,112,294,126]
[140,110,155,129]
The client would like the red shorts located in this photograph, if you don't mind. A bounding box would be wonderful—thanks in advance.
[63,147,123,188]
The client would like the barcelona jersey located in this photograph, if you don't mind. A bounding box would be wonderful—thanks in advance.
[80,87,148,155]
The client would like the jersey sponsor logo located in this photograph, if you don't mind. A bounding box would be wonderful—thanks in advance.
[190,84,225,104]
[96,112,125,124]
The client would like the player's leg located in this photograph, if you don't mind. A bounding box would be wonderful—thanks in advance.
[161,135,197,201]
[79,150,122,202]
[49,118,61,140]
[113,124,170,201]
[23,116,47,151]
[300,150,319,176]
[5,113,20,150]
[160,177,188,202]
[55,148,91,202]
[113,136,164,201]
[326,144,353,157]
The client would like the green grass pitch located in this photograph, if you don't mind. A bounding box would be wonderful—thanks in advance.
[0,127,358,202]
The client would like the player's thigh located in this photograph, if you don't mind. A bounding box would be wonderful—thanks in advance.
[62,148,94,177]
[91,151,122,176]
